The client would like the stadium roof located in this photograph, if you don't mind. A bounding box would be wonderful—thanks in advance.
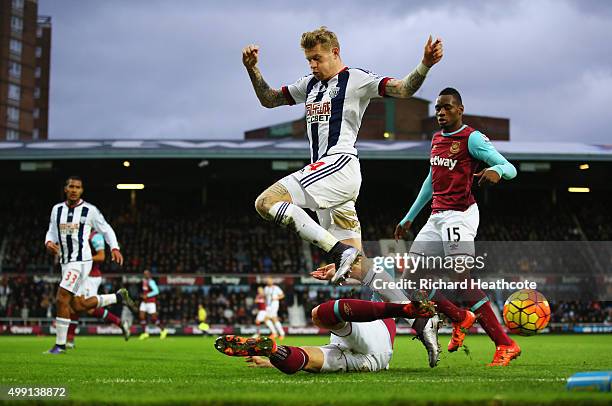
[1,140,612,161]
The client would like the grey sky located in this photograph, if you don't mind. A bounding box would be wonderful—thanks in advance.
[39,0,612,142]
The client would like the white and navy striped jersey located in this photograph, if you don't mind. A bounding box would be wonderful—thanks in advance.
[45,200,120,265]
[282,67,390,163]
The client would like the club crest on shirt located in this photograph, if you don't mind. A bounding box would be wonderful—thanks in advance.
[343,302,352,316]
[450,141,461,154]
[328,85,340,99]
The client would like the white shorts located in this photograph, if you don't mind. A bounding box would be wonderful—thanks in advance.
[409,203,479,257]
[139,302,157,314]
[279,154,362,240]
[60,261,92,294]
[77,276,102,297]
[265,302,279,318]
[255,310,267,323]
[320,319,394,373]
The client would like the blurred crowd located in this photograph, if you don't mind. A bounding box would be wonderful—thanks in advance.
[2,197,611,275]
[1,277,610,326]
[1,193,611,327]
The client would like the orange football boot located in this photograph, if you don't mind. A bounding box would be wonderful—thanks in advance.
[448,310,476,352]
[487,340,521,366]
[214,335,277,357]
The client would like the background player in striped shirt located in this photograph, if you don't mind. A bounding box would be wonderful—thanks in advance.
[243,27,443,285]
[216,298,434,374]
[44,176,136,354]
[138,270,168,340]
[394,88,519,366]
[66,230,130,348]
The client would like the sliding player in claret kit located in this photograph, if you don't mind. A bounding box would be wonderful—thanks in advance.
[216,298,434,374]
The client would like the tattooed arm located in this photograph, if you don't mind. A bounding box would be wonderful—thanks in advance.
[242,44,288,108]
[384,36,443,99]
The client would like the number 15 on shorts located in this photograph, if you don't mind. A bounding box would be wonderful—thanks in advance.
[446,227,461,242]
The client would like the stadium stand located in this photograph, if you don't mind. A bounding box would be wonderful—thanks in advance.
[0,154,610,331]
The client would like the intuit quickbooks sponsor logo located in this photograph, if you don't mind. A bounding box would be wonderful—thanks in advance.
[430,155,457,170]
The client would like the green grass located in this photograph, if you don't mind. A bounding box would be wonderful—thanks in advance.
[0,335,611,405]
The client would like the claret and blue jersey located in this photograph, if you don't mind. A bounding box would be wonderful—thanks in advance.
[401,125,517,225]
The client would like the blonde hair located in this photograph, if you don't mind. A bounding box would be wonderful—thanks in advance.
[300,26,340,51]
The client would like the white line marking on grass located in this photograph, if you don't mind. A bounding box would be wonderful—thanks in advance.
[230,377,567,385]
[80,378,175,384]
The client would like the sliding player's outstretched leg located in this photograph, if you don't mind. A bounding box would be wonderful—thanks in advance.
[217,300,402,375]
[314,298,435,324]
[312,261,441,367]
[216,335,315,374]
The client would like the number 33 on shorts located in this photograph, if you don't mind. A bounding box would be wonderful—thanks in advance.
[60,269,81,291]
[64,271,78,284]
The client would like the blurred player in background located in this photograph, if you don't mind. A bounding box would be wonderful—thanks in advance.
[253,287,266,337]
[216,298,434,374]
[198,303,210,334]
[243,27,443,284]
[44,175,136,354]
[263,278,285,340]
[66,230,130,348]
[394,88,519,366]
[138,270,168,340]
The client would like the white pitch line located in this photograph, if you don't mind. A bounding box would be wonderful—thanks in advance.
[228,377,567,385]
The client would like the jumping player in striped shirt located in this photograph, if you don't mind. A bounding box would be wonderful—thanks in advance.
[243,26,442,297]
[394,88,520,366]
[44,176,137,354]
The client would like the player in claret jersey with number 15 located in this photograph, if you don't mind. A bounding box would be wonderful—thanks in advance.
[395,88,519,366]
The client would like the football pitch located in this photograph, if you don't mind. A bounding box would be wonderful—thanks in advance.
[1,335,611,405]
